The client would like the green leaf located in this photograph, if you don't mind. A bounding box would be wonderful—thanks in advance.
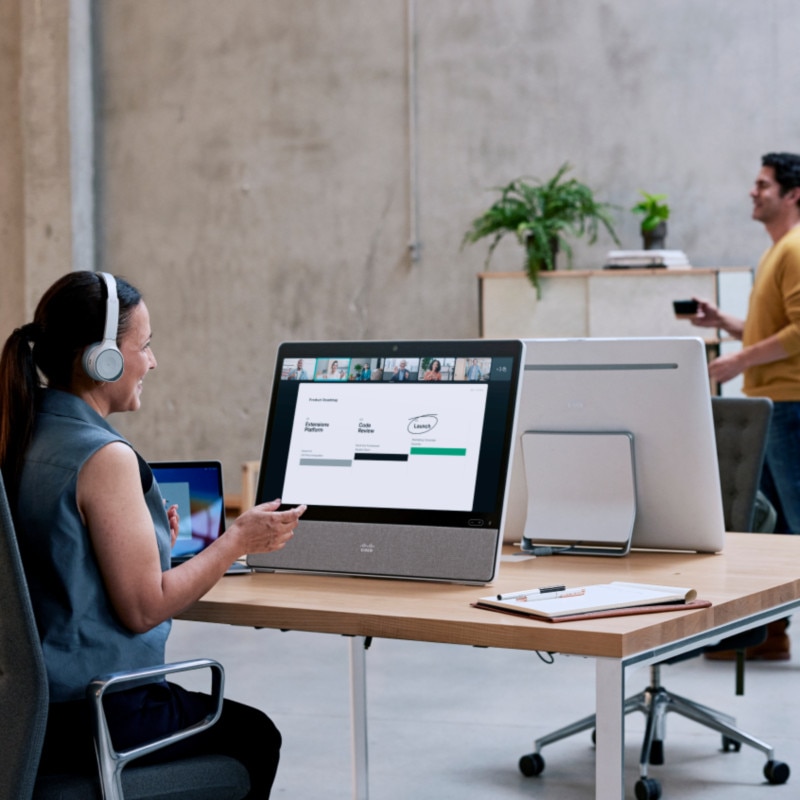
[462,163,620,296]
[631,190,670,231]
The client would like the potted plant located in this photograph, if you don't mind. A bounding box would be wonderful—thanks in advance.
[631,191,670,250]
[462,163,620,297]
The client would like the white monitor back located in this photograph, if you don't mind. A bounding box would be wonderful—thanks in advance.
[504,337,725,554]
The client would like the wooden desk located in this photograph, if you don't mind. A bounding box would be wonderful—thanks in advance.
[179,533,800,800]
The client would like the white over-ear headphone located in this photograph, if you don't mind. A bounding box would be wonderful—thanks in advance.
[82,272,124,382]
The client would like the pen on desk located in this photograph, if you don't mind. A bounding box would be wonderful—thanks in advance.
[497,587,586,602]
[496,584,566,601]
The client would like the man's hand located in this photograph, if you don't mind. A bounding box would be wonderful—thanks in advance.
[708,352,746,384]
[687,297,745,339]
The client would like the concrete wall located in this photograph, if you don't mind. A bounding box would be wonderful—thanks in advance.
[1,0,73,331]
[0,0,24,330]
[5,0,800,492]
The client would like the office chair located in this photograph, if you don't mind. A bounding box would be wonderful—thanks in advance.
[518,397,790,800]
[0,473,251,800]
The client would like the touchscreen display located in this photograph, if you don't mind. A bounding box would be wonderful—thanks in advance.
[257,341,523,529]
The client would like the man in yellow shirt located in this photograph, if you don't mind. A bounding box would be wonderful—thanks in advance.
[690,152,800,659]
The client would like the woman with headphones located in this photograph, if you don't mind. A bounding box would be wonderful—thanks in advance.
[0,271,305,797]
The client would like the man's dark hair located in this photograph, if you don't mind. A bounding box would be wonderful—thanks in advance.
[762,153,800,205]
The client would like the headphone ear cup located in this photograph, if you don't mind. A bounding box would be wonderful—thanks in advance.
[82,272,123,382]
[83,342,124,382]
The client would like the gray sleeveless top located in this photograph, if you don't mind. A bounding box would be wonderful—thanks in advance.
[16,389,171,703]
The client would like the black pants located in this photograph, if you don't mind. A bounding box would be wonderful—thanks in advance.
[39,681,281,798]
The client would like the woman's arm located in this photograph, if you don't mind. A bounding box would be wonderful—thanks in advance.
[78,442,305,633]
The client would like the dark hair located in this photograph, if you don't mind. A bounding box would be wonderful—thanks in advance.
[0,271,142,503]
[762,153,800,205]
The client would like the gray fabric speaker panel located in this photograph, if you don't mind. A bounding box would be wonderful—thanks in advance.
[248,520,501,584]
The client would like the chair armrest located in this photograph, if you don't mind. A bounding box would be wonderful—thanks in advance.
[87,658,225,800]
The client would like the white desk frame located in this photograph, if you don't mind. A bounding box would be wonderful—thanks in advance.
[346,603,800,800]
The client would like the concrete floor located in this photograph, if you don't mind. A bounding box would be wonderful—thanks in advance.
[166,616,799,799]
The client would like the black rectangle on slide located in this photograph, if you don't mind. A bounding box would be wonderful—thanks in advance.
[353,452,409,462]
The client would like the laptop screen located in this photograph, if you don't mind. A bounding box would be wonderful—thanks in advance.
[149,461,225,561]
[249,339,524,584]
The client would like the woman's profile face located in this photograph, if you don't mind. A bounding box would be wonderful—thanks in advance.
[432,360,441,372]
[103,302,157,414]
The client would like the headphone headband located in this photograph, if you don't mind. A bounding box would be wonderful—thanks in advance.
[99,272,120,345]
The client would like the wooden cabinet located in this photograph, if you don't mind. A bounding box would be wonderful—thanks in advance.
[479,267,753,396]
[479,267,752,340]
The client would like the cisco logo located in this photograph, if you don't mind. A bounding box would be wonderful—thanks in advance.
[360,542,375,554]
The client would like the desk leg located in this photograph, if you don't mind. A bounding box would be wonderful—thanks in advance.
[594,657,625,800]
[349,636,369,800]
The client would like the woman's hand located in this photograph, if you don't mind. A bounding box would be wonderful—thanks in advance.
[166,504,180,548]
[227,499,307,555]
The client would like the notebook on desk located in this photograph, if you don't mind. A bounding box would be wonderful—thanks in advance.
[149,460,249,573]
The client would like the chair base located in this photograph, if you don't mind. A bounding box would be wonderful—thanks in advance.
[519,663,790,797]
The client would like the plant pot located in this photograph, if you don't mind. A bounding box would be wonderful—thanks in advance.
[642,221,667,250]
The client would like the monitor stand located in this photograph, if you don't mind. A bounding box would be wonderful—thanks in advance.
[519,430,637,557]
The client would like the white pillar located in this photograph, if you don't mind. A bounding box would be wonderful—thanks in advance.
[68,0,96,272]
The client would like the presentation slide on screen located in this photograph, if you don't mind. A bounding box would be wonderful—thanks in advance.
[281,382,488,510]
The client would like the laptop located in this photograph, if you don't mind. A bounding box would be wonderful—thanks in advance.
[149,460,250,573]
[246,338,525,584]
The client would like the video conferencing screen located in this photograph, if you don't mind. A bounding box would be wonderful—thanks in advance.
[257,341,523,529]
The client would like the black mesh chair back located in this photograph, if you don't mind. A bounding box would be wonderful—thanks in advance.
[0,473,49,800]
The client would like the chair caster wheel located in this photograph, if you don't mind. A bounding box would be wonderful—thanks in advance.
[722,735,741,752]
[519,752,545,777]
[635,777,662,800]
[764,759,790,784]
